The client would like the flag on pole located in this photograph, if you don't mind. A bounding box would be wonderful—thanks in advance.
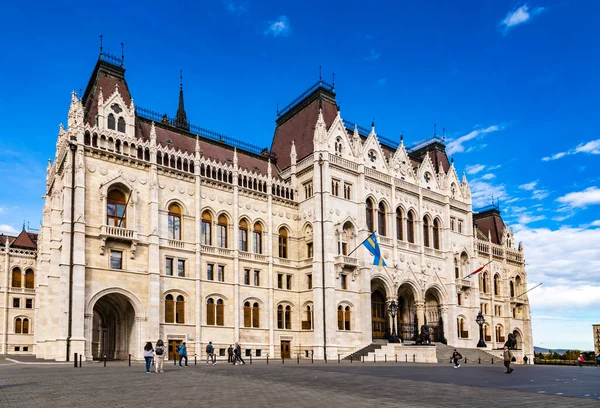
[465,260,492,278]
[363,232,387,266]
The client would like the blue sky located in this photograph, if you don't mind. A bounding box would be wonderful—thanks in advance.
[0,0,598,350]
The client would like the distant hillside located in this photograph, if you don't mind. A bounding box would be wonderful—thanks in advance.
[534,347,568,354]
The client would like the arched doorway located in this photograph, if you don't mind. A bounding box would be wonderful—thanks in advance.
[512,329,523,349]
[397,283,417,341]
[424,288,444,342]
[371,290,387,340]
[92,293,137,360]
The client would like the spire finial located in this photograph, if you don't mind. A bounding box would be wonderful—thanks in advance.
[332,72,335,88]
[120,42,124,67]
[400,132,404,143]
[372,118,375,128]
[22,220,25,231]
[442,128,446,138]
[319,65,322,82]
[99,34,103,56]
[276,101,279,116]
[180,70,183,90]
[433,124,437,137]
[175,70,189,131]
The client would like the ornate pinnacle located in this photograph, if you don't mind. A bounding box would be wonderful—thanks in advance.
[233,147,238,166]
[290,140,297,163]
[150,122,157,143]
[195,136,200,154]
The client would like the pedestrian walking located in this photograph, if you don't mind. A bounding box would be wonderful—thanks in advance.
[143,342,154,374]
[503,346,514,374]
[596,354,600,367]
[177,342,188,367]
[206,341,216,365]
[234,342,245,365]
[154,339,166,373]
[578,354,584,367]
[451,349,462,368]
[227,345,234,363]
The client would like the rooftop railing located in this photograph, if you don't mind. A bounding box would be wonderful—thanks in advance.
[277,80,335,118]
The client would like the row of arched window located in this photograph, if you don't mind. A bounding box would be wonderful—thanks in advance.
[11,268,34,289]
[14,317,30,334]
[480,273,522,297]
[85,132,151,162]
[366,199,441,249]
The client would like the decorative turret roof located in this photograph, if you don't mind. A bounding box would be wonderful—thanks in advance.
[174,70,189,131]
[473,204,506,245]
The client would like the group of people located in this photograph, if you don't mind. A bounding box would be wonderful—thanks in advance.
[227,342,246,365]
[450,346,516,373]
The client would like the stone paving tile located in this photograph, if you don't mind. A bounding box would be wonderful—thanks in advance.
[0,361,599,408]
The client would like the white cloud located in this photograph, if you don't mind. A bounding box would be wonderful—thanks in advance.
[519,181,537,191]
[469,179,508,209]
[446,125,501,156]
[557,186,600,208]
[542,138,600,161]
[531,189,549,200]
[222,0,247,14]
[517,213,546,224]
[0,224,18,235]
[530,285,600,310]
[590,220,600,227]
[481,173,496,180]
[501,4,546,32]
[365,49,381,61]
[264,16,291,37]
[465,164,485,174]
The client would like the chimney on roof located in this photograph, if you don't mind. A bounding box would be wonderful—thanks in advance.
[175,70,190,131]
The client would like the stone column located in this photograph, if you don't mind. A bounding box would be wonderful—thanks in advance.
[416,300,425,330]
[147,164,161,343]
[267,162,275,357]
[233,155,240,343]
[194,141,202,357]
[84,313,93,360]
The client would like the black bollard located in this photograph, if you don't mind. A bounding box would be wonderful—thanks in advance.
[395,354,398,363]
[491,357,494,364]
[351,355,353,364]
[174,356,176,366]
[338,354,340,364]
[374,355,376,363]
[282,356,284,364]
[79,354,82,368]
[74,353,78,368]
[103,355,107,367]
[266,355,269,364]
[385,355,387,363]
[128,354,131,367]
[325,353,327,364]
[250,354,252,364]
[413,354,415,363]
[311,353,313,364]
[479,357,481,364]
[465,357,467,364]
[195,355,197,365]
[405,354,408,362]
[298,354,300,364]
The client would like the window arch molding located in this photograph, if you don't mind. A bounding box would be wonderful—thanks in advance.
[277,225,291,259]
[337,303,353,331]
[205,294,227,326]
[14,316,31,334]
[406,209,417,243]
[24,268,35,289]
[164,199,189,215]
[11,267,22,288]
[163,291,188,324]
[276,301,294,330]
[242,297,263,328]
[100,178,137,232]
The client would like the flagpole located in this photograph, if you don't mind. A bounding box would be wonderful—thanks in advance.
[516,282,542,298]
[117,191,132,228]
[464,260,492,278]
[346,231,375,258]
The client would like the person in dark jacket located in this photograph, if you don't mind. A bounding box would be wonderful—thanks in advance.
[177,342,188,367]
[503,346,514,373]
[451,349,462,368]
[234,342,245,365]
[227,345,234,363]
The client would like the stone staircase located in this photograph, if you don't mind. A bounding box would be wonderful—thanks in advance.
[343,341,385,361]
[435,343,500,364]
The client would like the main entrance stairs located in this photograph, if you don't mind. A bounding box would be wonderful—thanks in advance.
[343,340,386,361]
[434,343,499,364]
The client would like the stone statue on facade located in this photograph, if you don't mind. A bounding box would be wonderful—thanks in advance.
[504,332,517,350]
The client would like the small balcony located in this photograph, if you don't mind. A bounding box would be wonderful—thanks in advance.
[100,225,138,257]
[334,255,358,269]
[456,278,473,289]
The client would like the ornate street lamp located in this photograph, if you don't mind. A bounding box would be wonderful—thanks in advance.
[476,311,487,348]
[388,300,400,343]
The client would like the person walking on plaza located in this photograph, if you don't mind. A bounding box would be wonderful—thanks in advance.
[143,342,154,374]
[503,346,514,374]
[228,344,234,363]
[596,354,600,367]
[578,354,584,367]
[451,349,462,368]
[177,342,188,367]
[154,339,166,373]
[234,342,245,365]
[206,341,216,365]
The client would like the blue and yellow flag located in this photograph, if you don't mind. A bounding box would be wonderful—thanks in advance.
[363,232,387,266]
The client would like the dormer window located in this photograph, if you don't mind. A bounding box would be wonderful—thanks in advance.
[334,137,343,156]
[111,104,122,114]
[107,114,116,130]
[117,117,126,133]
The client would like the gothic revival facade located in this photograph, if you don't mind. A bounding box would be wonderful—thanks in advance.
[31,53,533,361]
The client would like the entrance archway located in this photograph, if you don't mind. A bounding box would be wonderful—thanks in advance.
[371,290,387,340]
[92,293,137,360]
[424,288,443,342]
[512,329,523,349]
[397,283,417,341]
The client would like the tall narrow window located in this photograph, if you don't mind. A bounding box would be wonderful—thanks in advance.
[285,305,292,329]
[341,274,348,290]
[510,281,515,297]
[278,227,288,258]
[13,298,20,308]
[206,298,215,325]
[107,189,127,227]
[165,294,175,323]
[337,305,344,330]
[277,305,283,329]
[244,269,250,285]
[15,318,22,334]
[11,268,21,288]
[494,274,500,296]
[286,275,292,290]
[277,273,283,289]
[254,270,260,286]
[107,113,116,130]
[110,250,122,270]
[378,202,386,236]
[167,203,182,240]
[407,211,415,243]
[176,295,185,323]
[177,260,185,277]
[252,222,262,254]
[165,257,173,276]
[239,219,248,252]
[433,219,440,249]
[343,183,352,200]
[216,299,224,326]
[423,216,430,247]
[217,265,225,282]
[366,199,374,232]
[244,302,252,327]
[117,117,126,133]
[24,269,34,289]
[396,208,404,241]
[217,214,228,248]
[252,302,260,328]
[201,211,212,245]
[207,264,214,281]
[307,242,313,258]
[344,306,351,330]
[306,305,312,329]
[307,274,312,289]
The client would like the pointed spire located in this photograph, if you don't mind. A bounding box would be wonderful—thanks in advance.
[290,140,297,165]
[150,122,157,144]
[195,136,200,154]
[433,123,437,137]
[332,72,335,89]
[99,34,103,56]
[400,132,404,145]
[175,70,190,131]
[451,157,454,167]
[268,158,272,178]
[462,171,468,184]
[233,147,238,167]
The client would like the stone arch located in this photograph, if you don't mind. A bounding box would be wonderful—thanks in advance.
[205,293,229,302]
[512,328,524,349]
[370,274,394,298]
[164,198,189,215]
[87,287,145,317]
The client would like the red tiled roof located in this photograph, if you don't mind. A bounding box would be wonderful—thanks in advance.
[408,142,450,174]
[271,88,338,170]
[473,210,505,245]
[7,230,37,249]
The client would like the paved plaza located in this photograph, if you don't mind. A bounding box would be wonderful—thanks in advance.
[0,358,599,407]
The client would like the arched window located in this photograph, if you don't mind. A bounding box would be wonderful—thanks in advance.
[366,199,374,232]
[494,274,500,296]
[244,301,252,327]
[15,318,22,334]
[396,207,404,241]
[337,305,344,330]
[216,299,224,326]
[423,216,430,247]
[457,317,467,338]
[510,281,515,297]
[252,302,260,328]
[278,227,288,259]
[239,219,248,252]
[277,305,283,329]
[217,214,228,248]
[168,203,182,240]
[107,113,116,130]
[334,137,343,155]
[303,305,313,330]
[345,306,351,330]
[378,202,386,236]
[515,276,522,296]
[23,318,29,334]
[176,295,185,324]
[482,272,489,294]
[165,294,175,323]
[11,267,21,288]
[201,211,212,245]
[407,211,415,243]
[25,269,34,289]
[243,300,260,328]
[206,298,215,325]
[107,189,127,227]
[253,222,262,254]
[433,219,440,249]
[496,324,504,342]
[285,305,292,329]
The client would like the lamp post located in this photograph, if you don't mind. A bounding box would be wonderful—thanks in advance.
[476,311,487,348]
[388,300,400,343]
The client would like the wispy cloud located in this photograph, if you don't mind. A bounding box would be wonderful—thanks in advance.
[377,77,387,87]
[519,181,537,191]
[446,125,501,156]
[532,189,549,200]
[518,213,546,224]
[542,138,600,161]
[469,179,508,209]
[365,49,381,61]
[590,220,600,227]
[222,0,247,14]
[500,4,546,33]
[466,164,485,175]
[264,16,291,37]
[557,186,600,208]
[0,224,18,235]
[481,173,496,180]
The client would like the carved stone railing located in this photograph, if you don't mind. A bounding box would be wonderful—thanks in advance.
[217,247,234,257]
[506,249,524,264]
[424,247,434,256]
[168,239,185,249]
[275,257,292,266]
[299,258,313,268]
[477,241,490,255]
[378,235,393,246]
[334,255,358,269]
[329,154,359,172]
[456,278,472,289]
[295,154,314,174]
[101,225,137,240]
[365,168,391,184]
[201,245,216,254]
[408,243,420,252]
[433,249,444,258]
[397,240,408,249]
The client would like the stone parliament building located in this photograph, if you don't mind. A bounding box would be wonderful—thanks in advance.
[0,51,533,362]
